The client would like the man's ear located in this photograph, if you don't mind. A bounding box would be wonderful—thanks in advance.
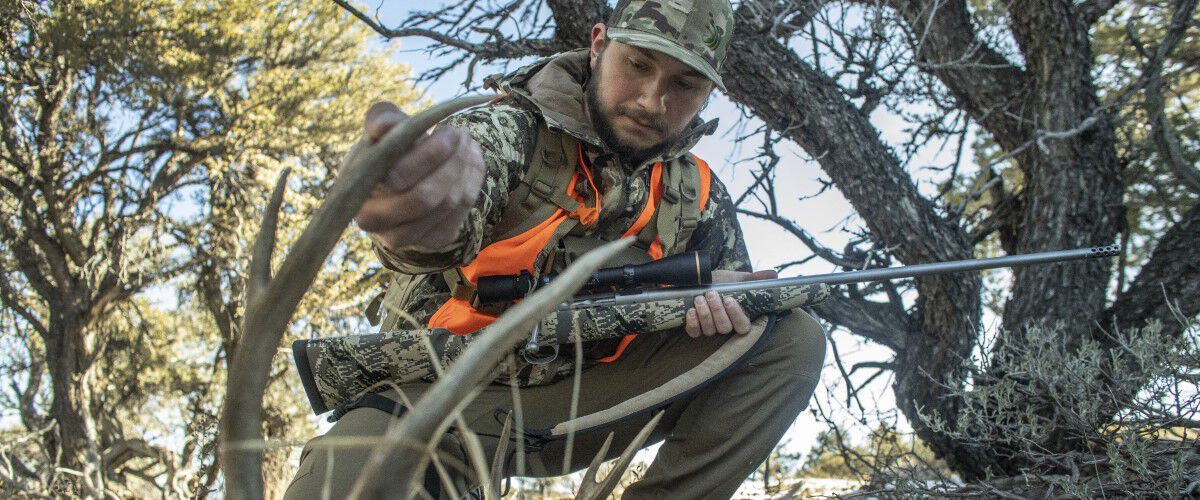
[589,23,607,67]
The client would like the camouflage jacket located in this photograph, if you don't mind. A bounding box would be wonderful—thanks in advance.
[371,49,752,385]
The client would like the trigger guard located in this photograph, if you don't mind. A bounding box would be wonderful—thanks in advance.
[522,344,559,365]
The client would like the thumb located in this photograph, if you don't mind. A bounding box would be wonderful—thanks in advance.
[363,101,408,143]
[741,269,778,282]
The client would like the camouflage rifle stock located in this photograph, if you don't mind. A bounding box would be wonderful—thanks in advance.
[293,244,1119,415]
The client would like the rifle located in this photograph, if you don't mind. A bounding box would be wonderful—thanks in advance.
[293,244,1119,415]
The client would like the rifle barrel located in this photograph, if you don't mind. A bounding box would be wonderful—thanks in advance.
[580,245,1119,307]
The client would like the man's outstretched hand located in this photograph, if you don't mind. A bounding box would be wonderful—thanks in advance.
[684,269,778,337]
[349,101,486,251]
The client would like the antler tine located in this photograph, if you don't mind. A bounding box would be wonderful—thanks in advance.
[576,410,664,500]
[219,94,493,500]
[348,237,635,499]
[577,432,616,492]
[246,168,290,305]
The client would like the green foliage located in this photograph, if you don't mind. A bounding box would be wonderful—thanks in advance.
[918,319,1200,497]
[0,0,419,496]
[799,425,952,481]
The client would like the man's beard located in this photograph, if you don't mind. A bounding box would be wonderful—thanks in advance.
[585,58,679,166]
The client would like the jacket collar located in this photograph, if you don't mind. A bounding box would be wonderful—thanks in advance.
[484,49,718,164]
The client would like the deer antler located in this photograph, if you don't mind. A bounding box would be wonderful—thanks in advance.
[576,410,664,500]
[347,237,634,498]
[218,95,493,500]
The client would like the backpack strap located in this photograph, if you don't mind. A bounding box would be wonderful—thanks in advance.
[494,123,580,241]
[642,155,710,257]
[441,123,585,304]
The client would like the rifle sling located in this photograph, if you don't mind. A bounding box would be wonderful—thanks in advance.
[539,313,779,440]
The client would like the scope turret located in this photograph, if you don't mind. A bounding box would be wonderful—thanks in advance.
[475,251,712,304]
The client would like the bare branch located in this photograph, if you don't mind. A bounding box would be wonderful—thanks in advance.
[1106,202,1200,334]
[1143,0,1200,194]
[884,0,1031,149]
[736,209,864,269]
[333,0,564,61]
[1079,0,1120,25]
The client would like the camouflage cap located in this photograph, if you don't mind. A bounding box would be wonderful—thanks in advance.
[606,0,734,91]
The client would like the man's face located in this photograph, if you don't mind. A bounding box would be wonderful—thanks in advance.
[586,26,714,164]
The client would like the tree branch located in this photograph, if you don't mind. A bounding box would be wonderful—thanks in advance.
[725,3,985,474]
[737,209,865,268]
[333,0,566,61]
[811,292,910,351]
[1143,0,1200,194]
[1079,0,1120,25]
[1106,202,1200,334]
[886,0,1031,149]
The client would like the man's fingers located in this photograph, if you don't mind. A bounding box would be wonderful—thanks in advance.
[705,291,734,334]
[355,193,419,232]
[725,296,752,334]
[358,131,484,248]
[390,194,463,248]
[685,309,700,338]
[385,127,467,192]
[693,294,717,336]
[364,101,407,143]
[356,163,471,235]
[688,293,751,338]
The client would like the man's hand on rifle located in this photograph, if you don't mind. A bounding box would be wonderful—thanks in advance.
[349,101,486,251]
[685,269,778,337]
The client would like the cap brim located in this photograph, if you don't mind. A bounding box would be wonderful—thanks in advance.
[606,27,725,92]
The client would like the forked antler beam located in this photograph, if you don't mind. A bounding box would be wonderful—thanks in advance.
[218,95,493,500]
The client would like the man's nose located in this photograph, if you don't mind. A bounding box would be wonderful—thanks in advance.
[636,80,668,116]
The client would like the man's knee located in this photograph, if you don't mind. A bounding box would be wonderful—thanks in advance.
[749,309,826,390]
[282,408,412,499]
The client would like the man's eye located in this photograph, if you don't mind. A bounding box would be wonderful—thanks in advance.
[626,57,646,69]
[676,80,696,90]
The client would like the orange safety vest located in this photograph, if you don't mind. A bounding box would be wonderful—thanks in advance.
[428,137,712,362]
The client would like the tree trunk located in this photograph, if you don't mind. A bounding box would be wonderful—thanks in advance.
[725,7,991,476]
[45,313,102,495]
[999,0,1124,346]
[888,0,1126,476]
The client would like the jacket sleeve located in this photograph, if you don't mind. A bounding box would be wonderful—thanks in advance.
[372,103,536,274]
[685,175,753,273]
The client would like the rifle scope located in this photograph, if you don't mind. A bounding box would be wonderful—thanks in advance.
[476,251,713,304]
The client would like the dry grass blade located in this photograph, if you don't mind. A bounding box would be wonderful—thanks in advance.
[218,94,493,500]
[417,334,498,499]
[490,412,513,496]
[576,410,664,500]
[347,237,634,499]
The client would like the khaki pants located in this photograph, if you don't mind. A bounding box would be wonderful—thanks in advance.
[284,310,826,499]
